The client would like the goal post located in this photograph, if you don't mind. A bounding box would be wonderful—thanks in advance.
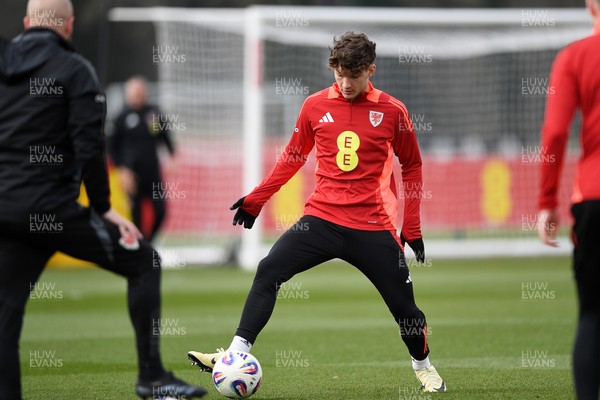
[108,6,591,268]
[241,6,264,271]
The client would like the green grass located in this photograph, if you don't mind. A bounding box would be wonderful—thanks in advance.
[22,257,577,399]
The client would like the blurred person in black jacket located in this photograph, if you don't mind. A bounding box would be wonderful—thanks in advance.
[108,76,176,242]
[0,0,205,398]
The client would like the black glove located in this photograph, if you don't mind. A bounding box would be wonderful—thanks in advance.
[400,233,425,263]
[230,197,257,229]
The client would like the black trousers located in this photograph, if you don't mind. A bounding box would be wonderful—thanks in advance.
[131,177,166,242]
[235,215,430,361]
[571,200,600,400]
[0,207,163,400]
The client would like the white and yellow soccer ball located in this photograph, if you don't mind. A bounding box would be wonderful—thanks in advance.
[212,351,262,399]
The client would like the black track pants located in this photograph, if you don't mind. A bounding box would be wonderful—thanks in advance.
[235,215,430,361]
[0,207,163,400]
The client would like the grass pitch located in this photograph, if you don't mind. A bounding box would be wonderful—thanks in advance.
[22,256,576,399]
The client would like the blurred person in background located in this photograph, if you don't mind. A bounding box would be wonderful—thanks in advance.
[0,0,205,398]
[108,76,176,242]
[538,0,600,398]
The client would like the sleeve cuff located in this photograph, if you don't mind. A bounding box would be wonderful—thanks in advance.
[91,200,111,215]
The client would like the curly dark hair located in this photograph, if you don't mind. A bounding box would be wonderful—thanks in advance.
[328,32,376,74]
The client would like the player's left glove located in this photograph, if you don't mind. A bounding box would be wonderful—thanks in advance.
[400,233,425,263]
[230,197,257,229]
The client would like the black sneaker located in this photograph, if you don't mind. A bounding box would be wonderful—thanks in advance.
[135,371,208,399]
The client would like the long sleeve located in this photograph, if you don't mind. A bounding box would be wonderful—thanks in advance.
[107,115,124,166]
[393,107,423,241]
[67,57,111,214]
[539,47,578,210]
[243,101,315,216]
[157,107,175,156]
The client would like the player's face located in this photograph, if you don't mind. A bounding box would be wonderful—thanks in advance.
[126,81,147,110]
[334,64,375,101]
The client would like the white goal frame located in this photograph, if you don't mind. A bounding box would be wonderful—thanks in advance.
[109,6,591,268]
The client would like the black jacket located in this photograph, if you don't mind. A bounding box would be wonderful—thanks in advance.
[109,104,175,184]
[0,28,110,222]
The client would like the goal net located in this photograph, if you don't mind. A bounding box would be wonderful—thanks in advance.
[109,6,591,269]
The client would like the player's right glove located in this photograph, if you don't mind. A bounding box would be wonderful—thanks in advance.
[230,197,257,229]
[400,233,425,263]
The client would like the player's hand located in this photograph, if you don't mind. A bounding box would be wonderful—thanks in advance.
[165,154,180,176]
[230,197,257,229]
[119,167,137,195]
[103,208,143,242]
[400,232,425,263]
[538,208,559,247]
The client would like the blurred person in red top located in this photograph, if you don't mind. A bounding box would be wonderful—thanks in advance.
[538,1,600,398]
[188,32,446,393]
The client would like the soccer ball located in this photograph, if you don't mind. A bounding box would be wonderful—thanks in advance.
[212,351,262,399]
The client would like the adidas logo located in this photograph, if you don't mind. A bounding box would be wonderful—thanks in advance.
[319,112,334,123]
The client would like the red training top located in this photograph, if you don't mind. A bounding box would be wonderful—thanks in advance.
[539,24,600,210]
[243,82,423,241]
